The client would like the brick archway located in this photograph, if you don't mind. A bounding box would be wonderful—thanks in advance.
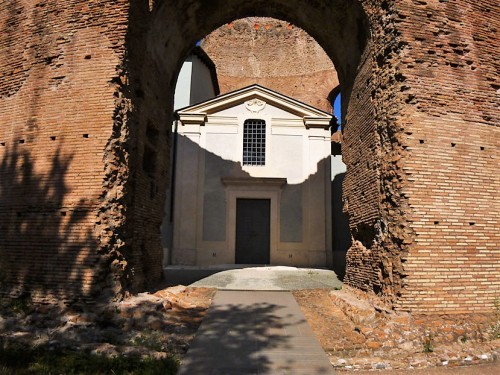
[1,1,497,313]
[121,0,410,304]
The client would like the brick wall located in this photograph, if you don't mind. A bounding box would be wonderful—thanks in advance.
[0,0,131,302]
[201,18,339,112]
[394,0,500,312]
[0,0,497,313]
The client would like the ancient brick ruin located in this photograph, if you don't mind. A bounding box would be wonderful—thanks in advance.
[0,0,498,314]
[201,17,339,113]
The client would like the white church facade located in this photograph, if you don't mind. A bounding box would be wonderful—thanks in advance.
[169,84,335,267]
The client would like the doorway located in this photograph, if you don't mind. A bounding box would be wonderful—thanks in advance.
[235,198,271,264]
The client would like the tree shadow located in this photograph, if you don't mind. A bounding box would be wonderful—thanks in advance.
[178,292,333,374]
[164,133,348,279]
[0,143,102,304]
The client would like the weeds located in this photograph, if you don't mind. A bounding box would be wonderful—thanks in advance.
[489,298,500,340]
[422,333,433,353]
[7,294,33,316]
[130,331,168,352]
[0,340,178,375]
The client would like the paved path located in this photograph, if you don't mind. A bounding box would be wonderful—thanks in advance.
[178,290,335,375]
[164,265,343,290]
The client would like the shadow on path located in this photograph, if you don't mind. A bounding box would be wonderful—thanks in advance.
[178,291,334,375]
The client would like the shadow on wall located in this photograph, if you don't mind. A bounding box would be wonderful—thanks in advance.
[0,144,102,303]
[164,133,350,274]
[331,172,351,280]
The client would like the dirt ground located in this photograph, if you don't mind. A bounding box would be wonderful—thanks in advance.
[1,286,498,374]
[293,289,499,373]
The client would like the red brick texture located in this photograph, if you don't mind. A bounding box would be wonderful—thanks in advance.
[0,0,498,313]
[394,0,500,313]
[0,0,130,302]
[201,18,339,113]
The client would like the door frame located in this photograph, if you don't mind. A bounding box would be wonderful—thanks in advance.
[223,177,285,264]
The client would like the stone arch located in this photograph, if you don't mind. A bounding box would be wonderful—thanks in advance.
[148,0,370,107]
[1,1,497,314]
[111,0,412,306]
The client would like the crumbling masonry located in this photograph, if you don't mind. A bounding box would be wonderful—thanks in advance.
[0,0,498,313]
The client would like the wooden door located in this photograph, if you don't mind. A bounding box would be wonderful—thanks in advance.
[235,198,270,264]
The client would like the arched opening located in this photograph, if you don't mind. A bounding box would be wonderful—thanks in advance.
[119,0,402,302]
[161,18,351,279]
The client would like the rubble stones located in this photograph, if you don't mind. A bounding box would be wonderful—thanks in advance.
[0,286,215,360]
[294,289,500,371]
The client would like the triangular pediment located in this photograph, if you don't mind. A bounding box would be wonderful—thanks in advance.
[175,84,331,119]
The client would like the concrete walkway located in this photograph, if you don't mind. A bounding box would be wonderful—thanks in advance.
[178,290,335,375]
[164,265,342,290]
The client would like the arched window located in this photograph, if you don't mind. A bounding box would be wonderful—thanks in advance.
[243,119,266,166]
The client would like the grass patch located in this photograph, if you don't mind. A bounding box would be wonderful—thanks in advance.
[0,341,179,375]
[130,331,168,352]
[422,333,433,353]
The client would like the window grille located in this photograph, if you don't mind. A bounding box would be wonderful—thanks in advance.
[243,119,266,166]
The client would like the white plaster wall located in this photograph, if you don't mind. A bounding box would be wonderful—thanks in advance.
[172,99,332,267]
[173,59,193,110]
[331,154,346,179]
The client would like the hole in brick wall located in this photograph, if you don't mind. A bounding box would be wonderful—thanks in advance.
[83,134,89,138]
[376,54,384,68]
[405,94,415,104]
[50,136,56,141]
[395,73,406,82]
[84,54,91,59]
[434,221,439,225]
[451,143,456,147]
[19,139,25,144]
[480,146,485,151]
[419,139,424,144]
[353,223,376,249]
[1,142,5,146]
[469,222,475,226]
[61,211,66,216]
